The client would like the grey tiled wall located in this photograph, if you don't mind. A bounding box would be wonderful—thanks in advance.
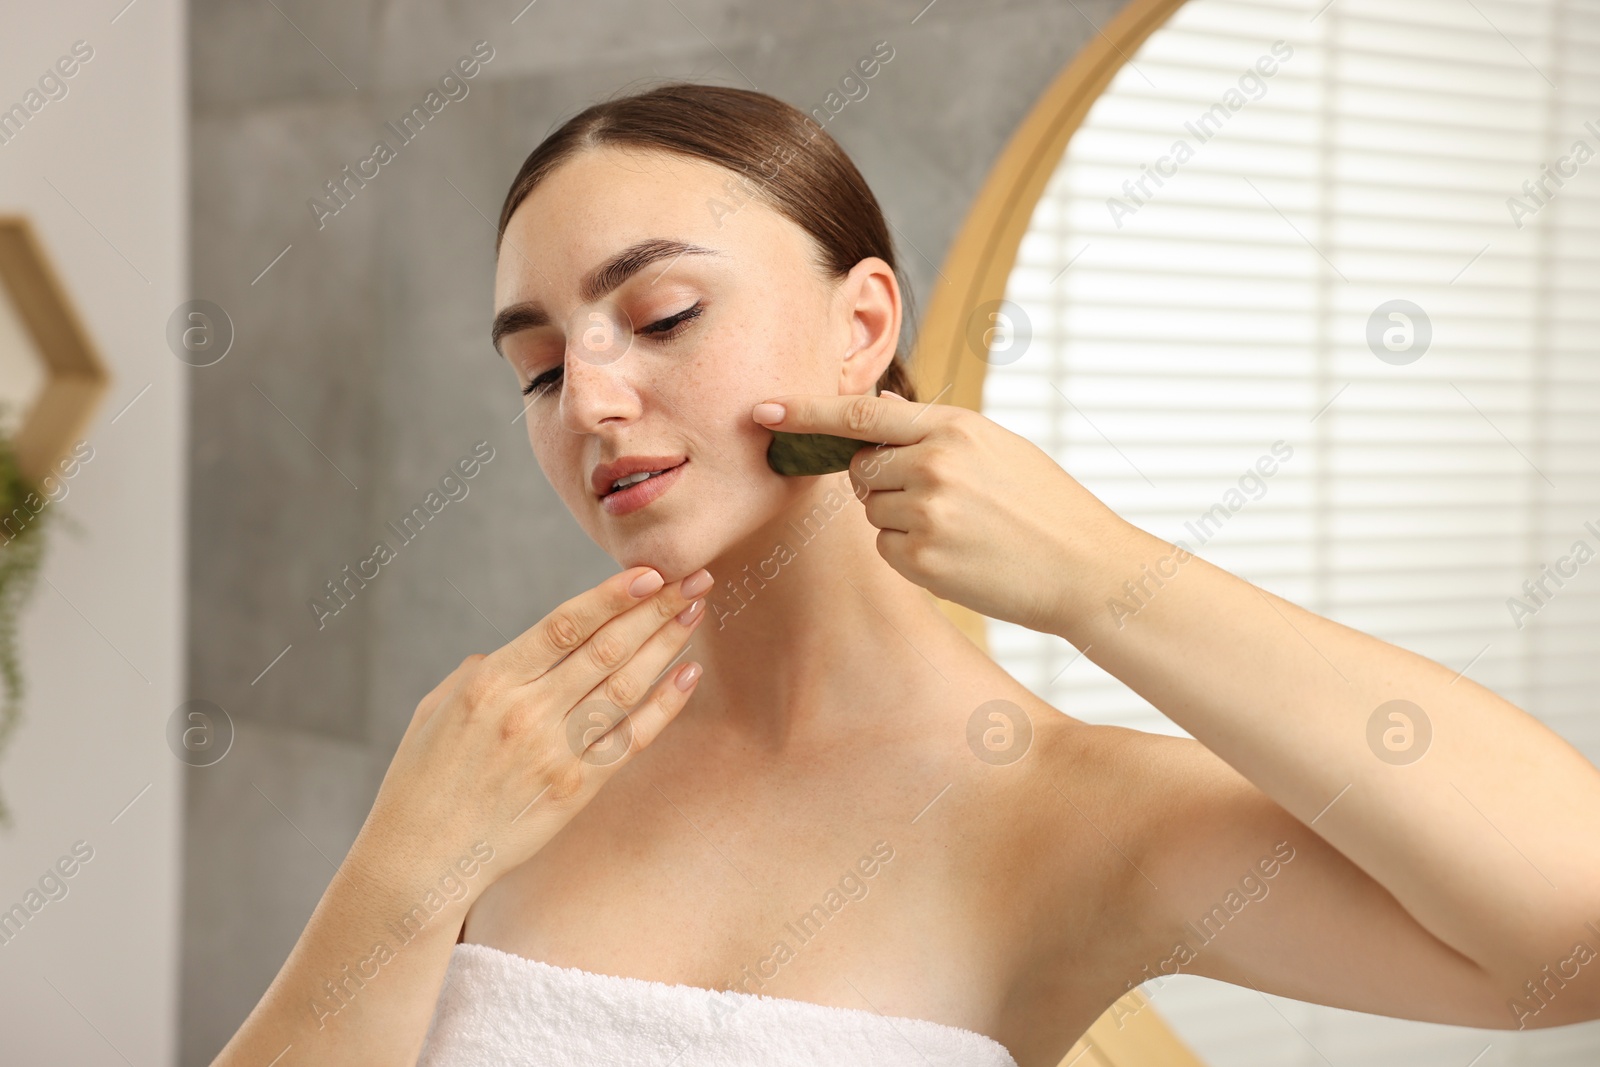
[180,1,1130,1062]
[181,6,1600,1067]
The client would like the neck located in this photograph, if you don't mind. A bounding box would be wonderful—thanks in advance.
[684,472,968,750]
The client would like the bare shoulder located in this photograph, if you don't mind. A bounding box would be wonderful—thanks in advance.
[1003,710,1525,1043]
[987,715,1315,1057]
[1015,713,1287,902]
[974,707,1190,1051]
[1020,720,1280,965]
[1028,718,1261,869]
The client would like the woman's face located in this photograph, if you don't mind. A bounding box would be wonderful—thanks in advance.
[492,145,896,580]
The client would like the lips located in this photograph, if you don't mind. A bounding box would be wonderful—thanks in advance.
[590,454,689,498]
[600,459,687,517]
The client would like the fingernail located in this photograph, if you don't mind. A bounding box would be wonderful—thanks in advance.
[681,568,713,598]
[675,662,703,691]
[675,597,704,625]
[629,568,664,597]
[881,390,906,400]
[752,403,785,424]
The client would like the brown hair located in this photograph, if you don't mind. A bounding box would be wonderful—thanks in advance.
[495,81,918,402]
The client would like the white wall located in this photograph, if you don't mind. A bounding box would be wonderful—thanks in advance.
[0,1,185,1064]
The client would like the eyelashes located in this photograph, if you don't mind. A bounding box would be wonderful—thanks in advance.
[521,301,705,399]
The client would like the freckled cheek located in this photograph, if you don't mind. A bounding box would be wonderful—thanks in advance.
[527,431,587,501]
[672,337,768,420]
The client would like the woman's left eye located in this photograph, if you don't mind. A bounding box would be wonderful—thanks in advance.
[520,302,704,401]
[640,301,704,339]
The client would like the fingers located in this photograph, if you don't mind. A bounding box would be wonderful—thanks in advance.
[486,566,686,685]
[750,393,936,447]
[847,441,908,495]
[860,485,916,534]
[564,591,707,731]
[580,659,704,776]
[537,568,711,711]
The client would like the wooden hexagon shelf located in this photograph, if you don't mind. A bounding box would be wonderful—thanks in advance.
[0,214,110,487]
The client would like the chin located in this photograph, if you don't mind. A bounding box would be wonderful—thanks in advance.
[610,543,706,584]
[594,514,720,583]
[599,503,781,586]
[577,457,798,582]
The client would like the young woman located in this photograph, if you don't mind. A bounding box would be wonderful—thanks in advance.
[213,83,1600,1067]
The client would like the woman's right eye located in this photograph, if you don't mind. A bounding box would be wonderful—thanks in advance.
[521,299,701,399]
[522,366,561,398]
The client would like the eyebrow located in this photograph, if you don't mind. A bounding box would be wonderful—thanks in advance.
[491,238,724,357]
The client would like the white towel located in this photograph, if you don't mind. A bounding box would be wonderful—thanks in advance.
[416,942,1020,1066]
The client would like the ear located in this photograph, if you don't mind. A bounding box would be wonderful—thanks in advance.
[834,256,903,397]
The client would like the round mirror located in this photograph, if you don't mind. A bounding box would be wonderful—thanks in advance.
[933,0,1600,1061]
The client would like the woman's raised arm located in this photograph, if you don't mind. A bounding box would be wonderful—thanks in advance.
[754,391,1600,1020]
[209,566,710,1067]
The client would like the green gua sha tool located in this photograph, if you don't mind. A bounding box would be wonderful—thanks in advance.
[766,430,878,476]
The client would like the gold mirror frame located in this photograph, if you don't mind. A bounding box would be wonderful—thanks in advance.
[918,0,1186,657]
[909,1,1206,1063]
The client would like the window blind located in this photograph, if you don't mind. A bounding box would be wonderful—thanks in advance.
[983,0,1600,1061]
[986,0,1600,768]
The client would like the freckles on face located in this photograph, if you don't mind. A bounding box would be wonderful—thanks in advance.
[492,146,844,570]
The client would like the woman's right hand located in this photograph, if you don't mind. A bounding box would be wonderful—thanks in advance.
[351,564,711,901]
[209,567,710,1067]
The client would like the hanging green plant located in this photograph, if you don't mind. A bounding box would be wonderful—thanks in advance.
[0,405,54,829]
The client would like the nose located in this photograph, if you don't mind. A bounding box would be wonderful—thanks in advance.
[559,308,641,434]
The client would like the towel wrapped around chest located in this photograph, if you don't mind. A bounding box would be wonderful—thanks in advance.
[415,942,1020,1067]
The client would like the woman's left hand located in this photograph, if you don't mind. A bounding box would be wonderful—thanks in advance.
[751,391,1130,634]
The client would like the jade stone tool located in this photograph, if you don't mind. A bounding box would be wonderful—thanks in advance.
[766,430,880,476]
